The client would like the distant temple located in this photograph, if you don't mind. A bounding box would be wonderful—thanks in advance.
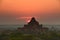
[17,17,48,34]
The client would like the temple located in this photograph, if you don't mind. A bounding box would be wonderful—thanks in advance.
[28,17,39,26]
[17,17,48,34]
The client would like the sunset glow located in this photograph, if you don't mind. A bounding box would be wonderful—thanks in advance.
[27,20,30,23]
[0,0,60,24]
[0,0,59,13]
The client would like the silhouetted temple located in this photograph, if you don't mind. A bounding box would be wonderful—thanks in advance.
[28,17,39,26]
[17,17,48,34]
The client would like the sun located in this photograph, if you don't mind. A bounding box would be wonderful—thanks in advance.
[27,20,30,23]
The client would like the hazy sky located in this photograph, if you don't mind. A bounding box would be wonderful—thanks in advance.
[0,0,60,25]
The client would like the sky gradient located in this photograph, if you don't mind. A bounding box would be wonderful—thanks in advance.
[0,0,60,25]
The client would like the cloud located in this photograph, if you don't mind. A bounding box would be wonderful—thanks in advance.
[17,17,31,19]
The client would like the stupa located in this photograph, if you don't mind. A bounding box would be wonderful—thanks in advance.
[23,17,42,29]
[17,17,48,34]
[28,17,39,26]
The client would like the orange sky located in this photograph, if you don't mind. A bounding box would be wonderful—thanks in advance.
[0,0,60,13]
[0,0,60,24]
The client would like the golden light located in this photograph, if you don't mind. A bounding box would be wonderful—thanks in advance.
[27,20,30,23]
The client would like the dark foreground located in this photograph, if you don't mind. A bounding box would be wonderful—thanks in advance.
[0,30,60,40]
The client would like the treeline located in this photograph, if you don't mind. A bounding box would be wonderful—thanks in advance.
[0,30,60,40]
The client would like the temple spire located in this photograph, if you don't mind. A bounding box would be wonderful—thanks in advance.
[28,17,39,25]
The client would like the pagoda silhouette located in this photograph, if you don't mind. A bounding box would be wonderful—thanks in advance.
[17,17,48,34]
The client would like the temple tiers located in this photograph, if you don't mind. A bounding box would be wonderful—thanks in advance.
[24,17,41,29]
[17,17,48,34]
